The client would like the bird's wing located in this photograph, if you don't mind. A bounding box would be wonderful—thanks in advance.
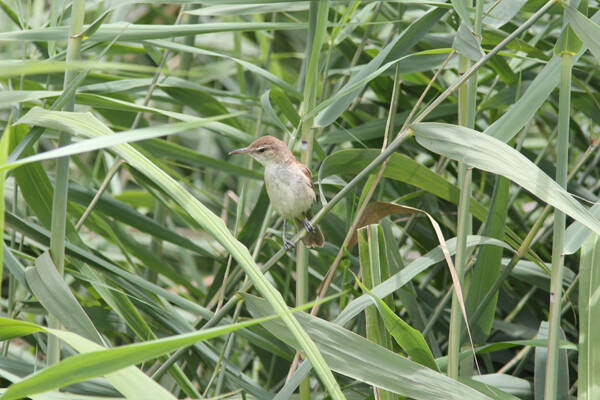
[300,164,314,190]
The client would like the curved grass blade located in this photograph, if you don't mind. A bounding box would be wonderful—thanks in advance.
[0,310,284,400]
[146,39,300,97]
[25,252,104,345]
[578,234,600,400]
[411,122,600,236]
[0,91,62,108]
[6,110,241,171]
[354,275,438,370]
[0,22,307,42]
[564,4,600,61]
[0,324,174,400]
[245,294,498,400]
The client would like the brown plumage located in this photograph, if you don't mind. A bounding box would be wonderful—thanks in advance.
[229,136,324,248]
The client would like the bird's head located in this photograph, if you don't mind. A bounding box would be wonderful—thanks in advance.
[228,135,292,166]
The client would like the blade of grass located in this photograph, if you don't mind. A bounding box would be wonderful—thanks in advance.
[354,274,439,371]
[245,294,496,400]
[0,309,288,400]
[0,117,11,302]
[410,123,600,237]
[449,0,483,377]
[295,3,329,397]
[358,226,394,400]
[578,234,600,400]
[0,21,307,42]
[544,38,573,399]
[47,0,86,367]
[25,252,104,345]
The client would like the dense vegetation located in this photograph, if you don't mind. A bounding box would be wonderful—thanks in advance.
[1,0,599,399]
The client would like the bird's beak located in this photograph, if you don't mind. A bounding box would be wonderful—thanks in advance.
[228,147,250,155]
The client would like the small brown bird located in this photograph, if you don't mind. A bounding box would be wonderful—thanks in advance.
[229,136,324,249]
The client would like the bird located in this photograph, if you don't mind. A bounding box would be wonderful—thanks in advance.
[229,135,324,249]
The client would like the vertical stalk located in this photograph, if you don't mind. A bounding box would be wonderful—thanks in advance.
[296,243,311,400]
[544,52,572,400]
[47,0,85,367]
[297,3,328,399]
[448,0,482,378]
[300,0,329,140]
[361,225,393,400]
[0,120,10,309]
[448,54,471,379]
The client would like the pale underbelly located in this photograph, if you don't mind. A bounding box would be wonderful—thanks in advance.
[265,167,314,219]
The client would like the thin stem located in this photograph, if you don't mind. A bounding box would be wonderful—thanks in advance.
[449,0,483,375]
[75,160,124,230]
[297,3,328,397]
[212,300,245,397]
[47,0,85,367]
[544,52,572,400]
[448,166,472,377]
[448,53,472,379]
[297,244,311,400]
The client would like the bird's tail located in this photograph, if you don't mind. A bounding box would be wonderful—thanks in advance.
[294,218,325,248]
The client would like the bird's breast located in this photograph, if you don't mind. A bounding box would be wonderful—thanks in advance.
[264,164,315,219]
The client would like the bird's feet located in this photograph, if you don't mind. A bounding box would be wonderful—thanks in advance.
[283,238,294,251]
[304,217,317,233]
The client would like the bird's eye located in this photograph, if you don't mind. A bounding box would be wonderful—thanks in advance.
[257,147,266,153]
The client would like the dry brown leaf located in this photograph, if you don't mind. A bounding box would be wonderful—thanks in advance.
[348,202,419,249]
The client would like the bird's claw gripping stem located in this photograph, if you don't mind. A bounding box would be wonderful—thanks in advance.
[304,217,317,233]
[282,219,294,251]
[283,239,294,251]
